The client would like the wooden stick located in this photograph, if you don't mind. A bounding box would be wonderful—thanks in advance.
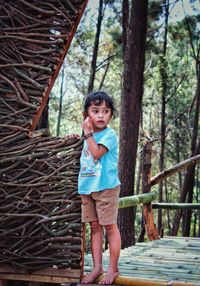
[151,154,200,186]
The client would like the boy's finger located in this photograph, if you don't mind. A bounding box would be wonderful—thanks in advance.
[88,117,93,124]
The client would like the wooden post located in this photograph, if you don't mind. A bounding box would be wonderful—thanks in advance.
[0,280,7,286]
[142,139,159,240]
[80,223,86,281]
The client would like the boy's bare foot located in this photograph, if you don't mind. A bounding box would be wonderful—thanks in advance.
[81,267,104,284]
[98,270,119,285]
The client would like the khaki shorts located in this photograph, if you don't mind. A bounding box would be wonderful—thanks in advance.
[80,185,120,225]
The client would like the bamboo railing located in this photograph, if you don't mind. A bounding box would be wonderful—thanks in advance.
[118,140,200,241]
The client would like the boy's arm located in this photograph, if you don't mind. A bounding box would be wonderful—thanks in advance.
[86,137,107,160]
[82,117,108,160]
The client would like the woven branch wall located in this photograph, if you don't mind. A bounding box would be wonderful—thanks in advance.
[0,0,86,271]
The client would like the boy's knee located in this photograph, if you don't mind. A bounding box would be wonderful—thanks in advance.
[90,220,102,233]
[105,224,116,234]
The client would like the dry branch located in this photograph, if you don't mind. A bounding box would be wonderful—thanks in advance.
[0,0,88,272]
[0,135,83,270]
[151,154,200,186]
[0,0,87,139]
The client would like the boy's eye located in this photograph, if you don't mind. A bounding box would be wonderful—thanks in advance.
[91,109,110,114]
[102,110,110,114]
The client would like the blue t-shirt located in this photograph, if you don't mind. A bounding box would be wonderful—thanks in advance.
[78,127,120,195]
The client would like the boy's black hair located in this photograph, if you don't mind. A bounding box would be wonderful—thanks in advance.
[83,91,116,116]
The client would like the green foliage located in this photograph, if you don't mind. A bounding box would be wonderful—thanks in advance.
[148,0,165,21]
[141,2,199,236]
[48,0,200,237]
[49,1,122,137]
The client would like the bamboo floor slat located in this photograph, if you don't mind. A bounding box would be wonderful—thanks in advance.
[84,237,200,285]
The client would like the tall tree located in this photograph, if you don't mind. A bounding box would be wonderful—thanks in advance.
[158,0,169,235]
[172,14,200,236]
[118,0,148,248]
[182,11,200,236]
[122,0,129,58]
[87,0,104,93]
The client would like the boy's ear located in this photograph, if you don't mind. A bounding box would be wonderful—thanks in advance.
[82,111,87,120]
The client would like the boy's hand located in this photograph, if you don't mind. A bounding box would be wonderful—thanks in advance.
[82,117,93,134]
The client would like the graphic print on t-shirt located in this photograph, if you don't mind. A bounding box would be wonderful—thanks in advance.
[80,148,102,177]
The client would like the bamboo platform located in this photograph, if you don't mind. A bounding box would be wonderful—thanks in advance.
[84,237,200,286]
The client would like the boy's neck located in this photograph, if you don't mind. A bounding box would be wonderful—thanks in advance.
[93,126,107,133]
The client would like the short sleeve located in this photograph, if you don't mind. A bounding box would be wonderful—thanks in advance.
[98,129,117,151]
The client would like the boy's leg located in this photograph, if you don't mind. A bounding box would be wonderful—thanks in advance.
[82,220,104,283]
[93,187,121,284]
[99,224,121,285]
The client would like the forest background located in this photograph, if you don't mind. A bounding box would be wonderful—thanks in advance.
[48,0,199,248]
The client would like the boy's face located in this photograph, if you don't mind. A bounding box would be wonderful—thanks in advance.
[87,101,112,131]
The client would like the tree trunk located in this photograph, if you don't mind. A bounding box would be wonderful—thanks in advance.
[87,0,104,93]
[175,120,183,189]
[172,14,200,237]
[172,64,200,236]
[98,53,111,90]
[198,210,200,237]
[165,181,171,236]
[183,141,200,236]
[157,0,169,235]
[118,0,148,248]
[122,0,129,58]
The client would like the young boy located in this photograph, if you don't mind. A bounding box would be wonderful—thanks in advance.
[78,91,121,285]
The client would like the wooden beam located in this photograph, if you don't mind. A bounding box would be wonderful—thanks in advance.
[152,203,200,209]
[142,140,159,240]
[143,204,159,240]
[81,223,86,278]
[0,274,79,284]
[151,154,200,186]
[0,265,80,279]
[142,140,152,194]
[0,265,81,284]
